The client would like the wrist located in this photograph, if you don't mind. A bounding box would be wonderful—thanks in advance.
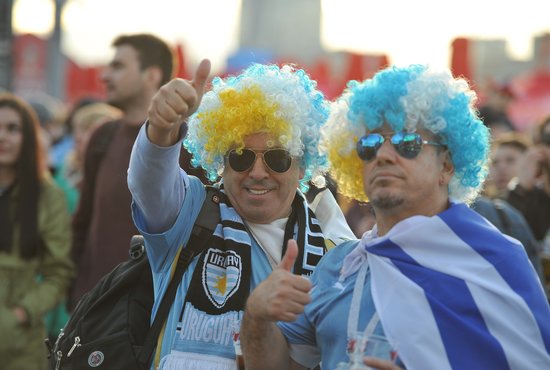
[146,120,185,147]
[244,299,263,322]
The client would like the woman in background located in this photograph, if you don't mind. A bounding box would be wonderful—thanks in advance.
[0,93,74,370]
[55,102,122,213]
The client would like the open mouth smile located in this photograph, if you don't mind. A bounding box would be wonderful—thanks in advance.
[247,188,271,195]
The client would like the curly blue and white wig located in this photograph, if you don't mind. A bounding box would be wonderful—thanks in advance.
[320,64,490,204]
[184,63,329,193]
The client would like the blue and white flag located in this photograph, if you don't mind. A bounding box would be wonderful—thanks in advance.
[365,202,550,370]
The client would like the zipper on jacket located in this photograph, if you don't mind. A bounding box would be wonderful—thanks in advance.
[67,336,81,357]
[54,329,64,351]
[55,350,63,370]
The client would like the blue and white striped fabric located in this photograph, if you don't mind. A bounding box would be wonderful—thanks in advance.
[365,202,550,370]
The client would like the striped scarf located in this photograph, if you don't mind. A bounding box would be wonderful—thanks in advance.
[344,202,550,370]
[163,189,326,369]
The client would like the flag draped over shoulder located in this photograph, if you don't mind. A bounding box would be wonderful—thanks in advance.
[365,202,550,370]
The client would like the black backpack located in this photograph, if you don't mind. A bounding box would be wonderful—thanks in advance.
[47,186,221,370]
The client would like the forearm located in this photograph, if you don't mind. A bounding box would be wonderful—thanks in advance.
[241,311,292,370]
[147,117,182,147]
[128,123,187,233]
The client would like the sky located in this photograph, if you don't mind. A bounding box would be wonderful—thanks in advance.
[12,0,550,74]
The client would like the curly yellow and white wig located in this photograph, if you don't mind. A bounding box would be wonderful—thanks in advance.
[184,63,330,193]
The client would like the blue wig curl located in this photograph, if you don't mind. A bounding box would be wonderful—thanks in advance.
[184,64,330,193]
[320,64,490,203]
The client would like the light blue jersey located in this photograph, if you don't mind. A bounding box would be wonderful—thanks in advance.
[278,240,384,370]
[132,176,275,365]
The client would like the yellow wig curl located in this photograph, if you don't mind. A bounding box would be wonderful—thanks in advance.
[326,133,368,203]
[184,63,330,192]
[196,85,291,164]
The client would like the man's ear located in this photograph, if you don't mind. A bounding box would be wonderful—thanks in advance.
[439,150,455,186]
[144,66,163,89]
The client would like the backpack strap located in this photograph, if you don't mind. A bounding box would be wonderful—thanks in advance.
[139,185,221,368]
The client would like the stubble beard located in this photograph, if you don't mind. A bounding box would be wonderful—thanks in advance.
[369,193,404,210]
[106,95,128,111]
[107,87,143,112]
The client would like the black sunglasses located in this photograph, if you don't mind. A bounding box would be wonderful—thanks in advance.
[226,148,293,173]
[356,131,443,162]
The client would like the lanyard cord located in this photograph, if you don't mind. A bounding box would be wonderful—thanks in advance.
[347,263,379,339]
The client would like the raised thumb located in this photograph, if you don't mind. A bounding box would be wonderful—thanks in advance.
[192,59,211,97]
[279,239,298,272]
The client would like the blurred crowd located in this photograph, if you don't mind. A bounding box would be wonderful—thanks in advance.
[1,32,549,370]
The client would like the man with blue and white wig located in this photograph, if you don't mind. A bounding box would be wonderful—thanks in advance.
[241,64,550,370]
[128,60,354,369]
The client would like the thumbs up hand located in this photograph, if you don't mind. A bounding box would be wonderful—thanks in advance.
[278,239,300,272]
[147,58,211,146]
[245,240,312,322]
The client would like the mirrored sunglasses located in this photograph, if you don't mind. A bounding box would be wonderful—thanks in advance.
[356,131,443,162]
[226,148,293,173]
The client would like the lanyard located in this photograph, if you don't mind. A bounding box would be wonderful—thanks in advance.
[347,263,379,339]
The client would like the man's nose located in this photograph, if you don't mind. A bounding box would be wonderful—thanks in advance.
[374,139,398,162]
[248,154,269,178]
[100,68,111,83]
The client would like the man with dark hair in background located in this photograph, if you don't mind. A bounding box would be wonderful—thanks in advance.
[69,34,208,308]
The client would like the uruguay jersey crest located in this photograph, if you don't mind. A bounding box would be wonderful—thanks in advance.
[202,249,242,308]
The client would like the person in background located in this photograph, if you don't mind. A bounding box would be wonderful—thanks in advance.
[478,81,516,138]
[473,130,545,291]
[507,115,550,296]
[241,64,550,370]
[485,131,530,199]
[0,93,74,370]
[55,102,122,213]
[344,200,376,238]
[507,115,550,243]
[128,60,355,369]
[69,34,208,309]
[45,102,123,341]
[52,96,100,199]
[27,92,70,174]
